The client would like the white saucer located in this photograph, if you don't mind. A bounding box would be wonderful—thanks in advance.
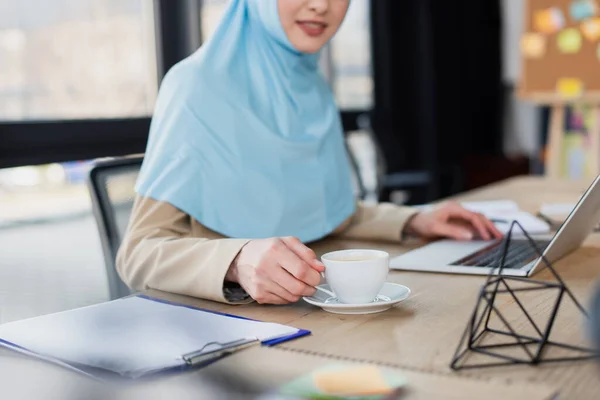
[303,282,411,315]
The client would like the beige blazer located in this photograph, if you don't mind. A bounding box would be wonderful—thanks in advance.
[116,195,418,304]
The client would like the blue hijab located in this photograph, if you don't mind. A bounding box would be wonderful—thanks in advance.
[136,0,355,243]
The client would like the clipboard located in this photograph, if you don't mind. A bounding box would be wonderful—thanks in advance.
[137,295,311,346]
[0,295,311,380]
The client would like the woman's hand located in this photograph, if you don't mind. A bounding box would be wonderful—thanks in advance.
[225,236,323,305]
[405,201,504,241]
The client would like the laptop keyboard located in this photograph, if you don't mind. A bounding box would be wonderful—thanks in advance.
[450,240,551,269]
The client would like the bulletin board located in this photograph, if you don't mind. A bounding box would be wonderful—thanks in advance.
[519,0,600,103]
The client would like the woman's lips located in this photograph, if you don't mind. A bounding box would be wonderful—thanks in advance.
[297,21,328,37]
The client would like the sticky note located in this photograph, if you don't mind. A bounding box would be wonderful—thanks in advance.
[581,18,600,41]
[535,7,565,34]
[314,365,393,396]
[557,28,583,53]
[557,78,584,98]
[279,364,408,400]
[520,33,547,58]
[570,0,597,21]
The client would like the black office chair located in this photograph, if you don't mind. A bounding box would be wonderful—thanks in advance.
[87,156,143,300]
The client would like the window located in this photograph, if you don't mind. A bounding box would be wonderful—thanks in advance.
[0,0,161,320]
[329,0,373,109]
[0,0,158,121]
[200,0,373,110]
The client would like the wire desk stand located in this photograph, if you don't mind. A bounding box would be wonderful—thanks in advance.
[451,220,599,370]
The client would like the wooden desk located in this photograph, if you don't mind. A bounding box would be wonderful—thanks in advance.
[142,176,600,399]
[0,176,596,398]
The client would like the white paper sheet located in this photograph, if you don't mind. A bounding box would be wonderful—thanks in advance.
[465,202,549,234]
[461,200,520,214]
[487,211,550,234]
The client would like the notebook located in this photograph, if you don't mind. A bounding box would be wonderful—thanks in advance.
[0,295,309,379]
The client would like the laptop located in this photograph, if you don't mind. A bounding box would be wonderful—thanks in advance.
[390,174,600,277]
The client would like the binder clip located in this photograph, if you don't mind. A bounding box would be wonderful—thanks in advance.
[181,337,260,366]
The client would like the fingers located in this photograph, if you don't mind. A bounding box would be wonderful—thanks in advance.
[235,237,325,305]
[252,291,290,305]
[281,236,325,272]
[255,273,305,303]
[248,260,305,303]
[442,202,505,240]
[480,213,504,239]
[276,244,322,288]
[270,263,317,298]
[465,211,503,239]
[251,238,319,304]
[448,206,491,240]
[237,265,292,305]
[248,274,302,305]
[432,223,473,241]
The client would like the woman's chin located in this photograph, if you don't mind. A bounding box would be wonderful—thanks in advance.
[289,38,328,54]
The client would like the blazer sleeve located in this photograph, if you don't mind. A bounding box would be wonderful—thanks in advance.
[331,202,420,242]
[116,195,252,304]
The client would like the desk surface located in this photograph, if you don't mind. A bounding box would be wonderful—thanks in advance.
[145,176,600,399]
[1,176,598,399]
[204,347,557,399]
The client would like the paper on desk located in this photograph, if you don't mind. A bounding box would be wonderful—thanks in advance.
[461,200,520,214]
[418,200,550,234]
[462,201,549,234]
[488,211,551,234]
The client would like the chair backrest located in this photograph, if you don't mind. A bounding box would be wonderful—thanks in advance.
[87,156,143,300]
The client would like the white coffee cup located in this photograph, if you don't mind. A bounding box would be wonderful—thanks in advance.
[321,249,389,304]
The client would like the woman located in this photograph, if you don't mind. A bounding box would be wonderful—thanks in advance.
[117,0,502,305]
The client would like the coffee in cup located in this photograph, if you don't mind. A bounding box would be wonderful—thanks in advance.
[321,249,389,304]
